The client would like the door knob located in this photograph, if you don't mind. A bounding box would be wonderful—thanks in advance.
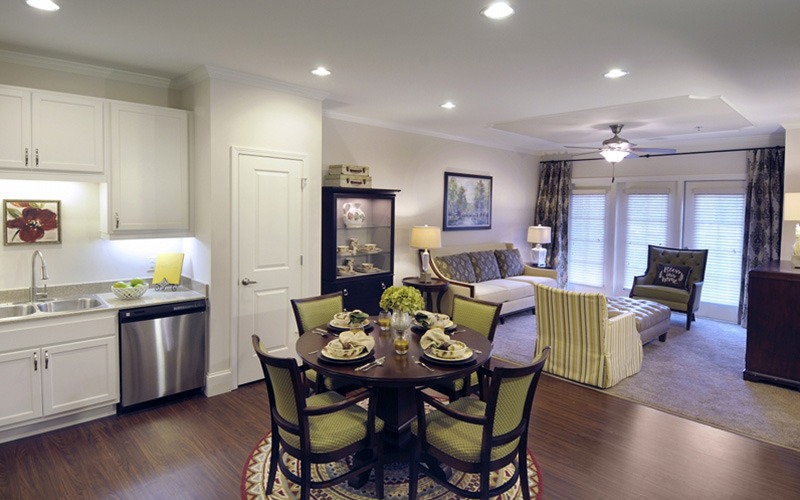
[241,278,258,285]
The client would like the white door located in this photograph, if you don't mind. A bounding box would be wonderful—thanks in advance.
[236,150,304,385]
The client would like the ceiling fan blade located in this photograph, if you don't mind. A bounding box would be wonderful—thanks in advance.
[631,147,677,154]
[563,146,598,150]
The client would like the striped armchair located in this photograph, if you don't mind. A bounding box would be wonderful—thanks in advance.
[533,283,642,389]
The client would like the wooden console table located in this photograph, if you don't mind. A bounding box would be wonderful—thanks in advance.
[744,261,800,390]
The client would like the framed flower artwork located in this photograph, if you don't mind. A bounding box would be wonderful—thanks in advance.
[3,200,61,245]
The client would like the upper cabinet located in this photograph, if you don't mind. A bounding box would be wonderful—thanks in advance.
[101,102,191,239]
[0,86,105,176]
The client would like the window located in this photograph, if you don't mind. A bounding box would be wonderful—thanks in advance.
[621,190,671,289]
[569,191,607,287]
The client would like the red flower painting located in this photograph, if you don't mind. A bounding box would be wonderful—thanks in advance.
[4,200,61,245]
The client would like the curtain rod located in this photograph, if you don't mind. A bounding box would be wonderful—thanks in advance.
[541,145,785,164]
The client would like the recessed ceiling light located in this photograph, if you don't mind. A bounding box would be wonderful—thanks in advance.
[311,66,331,77]
[441,101,456,110]
[26,0,60,11]
[604,68,629,79]
[481,2,514,20]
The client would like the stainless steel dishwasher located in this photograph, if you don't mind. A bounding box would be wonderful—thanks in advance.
[119,299,207,410]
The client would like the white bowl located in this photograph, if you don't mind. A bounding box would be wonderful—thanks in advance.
[325,340,365,358]
[112,284,149,300]
[430,340,468,359]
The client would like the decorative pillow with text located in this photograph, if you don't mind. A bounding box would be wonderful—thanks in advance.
[653,263,692,289]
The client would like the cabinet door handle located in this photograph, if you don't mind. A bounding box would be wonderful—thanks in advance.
[25,147,29,166]
[381,282,387,290]
[343,288,349,296]
[33,351,38,371]
[241,278,258,286]
[45,350,49,369]
[35,148,39,166]
[115,212,120,229]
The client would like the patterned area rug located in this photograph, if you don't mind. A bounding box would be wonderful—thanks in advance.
[240,432,543,499]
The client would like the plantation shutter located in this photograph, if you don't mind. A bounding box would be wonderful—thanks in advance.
[569,191,607,287]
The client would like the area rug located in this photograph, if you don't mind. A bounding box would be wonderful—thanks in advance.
[240,432,543,499]
[493,312,800,451]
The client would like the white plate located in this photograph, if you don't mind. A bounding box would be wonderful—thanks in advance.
[422,347,475,363]
[412,319,455,330]
[329,318,371,330]
[319,346,371,362]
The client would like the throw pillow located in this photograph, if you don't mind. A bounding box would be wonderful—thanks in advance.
[468,251,502,282]
[434,253,477,283]
[495,248,525,277]
[653,263,693,289]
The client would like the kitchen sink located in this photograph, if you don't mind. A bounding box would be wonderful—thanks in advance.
[36,296,109,313]
[0,303,37,320]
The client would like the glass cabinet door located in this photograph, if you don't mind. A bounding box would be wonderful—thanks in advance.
[334,194,393,279]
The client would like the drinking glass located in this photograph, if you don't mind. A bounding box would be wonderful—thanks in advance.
[378,310,391,331]
[393,331,409,355]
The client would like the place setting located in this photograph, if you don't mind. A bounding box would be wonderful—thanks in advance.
[418,327,476,365]
[410,310,458,333]
[326,309,374,333]
[317,329,376,365]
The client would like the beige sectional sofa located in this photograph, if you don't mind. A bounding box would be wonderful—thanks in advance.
[429,242,558,319]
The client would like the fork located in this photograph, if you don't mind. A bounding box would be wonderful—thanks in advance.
[412,356,434,372]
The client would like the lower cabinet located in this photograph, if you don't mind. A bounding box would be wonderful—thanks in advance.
[0,314,118,434]
[326,275,393,314]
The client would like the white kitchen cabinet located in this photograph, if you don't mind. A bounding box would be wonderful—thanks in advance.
[102,101,190,238]
[0,314,118,436]
[0,85,105,175]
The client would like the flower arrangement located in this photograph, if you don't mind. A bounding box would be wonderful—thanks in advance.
[379,285,424,313]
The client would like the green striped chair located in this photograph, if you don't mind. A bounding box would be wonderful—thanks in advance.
[426,295,502,401]
[409,347,550,500]
[251,335,384,500]
[290,291,359,394]
[533,283,642,389]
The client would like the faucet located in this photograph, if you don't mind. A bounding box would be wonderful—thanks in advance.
[31,250,49,302]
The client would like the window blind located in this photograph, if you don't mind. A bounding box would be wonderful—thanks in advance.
[569,192,606,287]
[623,193,669,287]
[689,192,745,306]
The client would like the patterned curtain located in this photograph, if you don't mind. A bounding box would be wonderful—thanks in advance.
[535,160,572,287]
[739,147,785,326]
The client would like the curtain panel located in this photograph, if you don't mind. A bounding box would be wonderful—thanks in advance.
[535,160,572,287]
[739,147,785,326]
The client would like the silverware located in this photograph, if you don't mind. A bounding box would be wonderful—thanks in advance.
[412,356,434,372]
[472,349,482,354]
[451,329,466,335]
[355,356,385,372]
[313,329,328,336]
[307,350,319,355]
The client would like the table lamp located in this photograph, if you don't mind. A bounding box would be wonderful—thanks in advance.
[410,225,442,283]
[783,193,800,268]
[527,225,551,267]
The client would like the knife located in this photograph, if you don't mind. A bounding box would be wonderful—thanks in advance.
[355,356,385,371]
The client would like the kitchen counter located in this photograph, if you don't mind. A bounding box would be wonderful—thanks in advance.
[0,278,207,325]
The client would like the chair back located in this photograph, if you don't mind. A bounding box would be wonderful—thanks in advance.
[291,291,344,334]
[451,295,501,342]
[251,335,305,428]
[643,244,709,288]
[484,347,550,454]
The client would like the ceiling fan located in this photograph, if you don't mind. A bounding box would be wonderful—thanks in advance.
[566,124,676,163]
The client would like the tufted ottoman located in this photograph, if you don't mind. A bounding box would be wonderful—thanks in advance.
[607,296,671,344]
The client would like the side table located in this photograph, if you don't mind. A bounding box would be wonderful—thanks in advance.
[401,276,449,313]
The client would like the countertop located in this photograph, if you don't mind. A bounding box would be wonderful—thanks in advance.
[0,278,207,326]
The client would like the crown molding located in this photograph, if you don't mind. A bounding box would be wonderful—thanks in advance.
[171,65,329,101]
[0,49,171,88]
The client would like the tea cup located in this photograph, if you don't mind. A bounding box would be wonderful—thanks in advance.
[360,262,374,272]
[363,243,377,252]
[336,265,349,275]
[337,245,350,255]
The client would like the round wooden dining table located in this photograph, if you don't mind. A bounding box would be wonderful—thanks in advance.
[297,319,493,452]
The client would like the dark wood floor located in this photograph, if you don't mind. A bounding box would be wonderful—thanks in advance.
[1,374,799,499]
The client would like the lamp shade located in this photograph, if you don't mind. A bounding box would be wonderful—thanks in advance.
[527,225,551,245]
[784,193,800,221]
[599,149,629,163]
[410,225,442,249]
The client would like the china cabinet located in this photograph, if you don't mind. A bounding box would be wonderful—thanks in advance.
[0,85,105,176]
[321,187,399,313]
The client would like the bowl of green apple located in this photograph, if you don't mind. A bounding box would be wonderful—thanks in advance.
[112,278,149,299]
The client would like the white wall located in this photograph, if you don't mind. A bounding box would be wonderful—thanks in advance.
[781,125,800,261]
[323,118,540,281]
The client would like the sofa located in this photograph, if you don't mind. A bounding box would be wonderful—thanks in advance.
[533,283,643,389]
[429,242,558,319]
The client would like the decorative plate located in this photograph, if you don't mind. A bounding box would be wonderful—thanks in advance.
[422,347,475,365]
[319,347,374,364]
[328,318,373,331]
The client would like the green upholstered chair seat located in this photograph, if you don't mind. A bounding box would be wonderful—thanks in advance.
[411,397,518,463]
[631,285,690,311]
[279,391,385,453]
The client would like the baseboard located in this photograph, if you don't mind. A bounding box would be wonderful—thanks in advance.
[205,369,234,396]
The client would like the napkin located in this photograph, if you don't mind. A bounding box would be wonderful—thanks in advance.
[420,328,450,350]
[336,330,375,351]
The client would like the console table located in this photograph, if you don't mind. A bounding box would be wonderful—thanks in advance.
[744,261,800,390]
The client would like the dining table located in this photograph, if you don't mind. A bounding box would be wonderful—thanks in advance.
[296,317,493,453]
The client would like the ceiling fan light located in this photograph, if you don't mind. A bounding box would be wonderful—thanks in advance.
[26,0,60,11]
[481,2,514,20]
[599,149,628,163]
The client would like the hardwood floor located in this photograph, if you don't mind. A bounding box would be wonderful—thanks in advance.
[1,375,799,499]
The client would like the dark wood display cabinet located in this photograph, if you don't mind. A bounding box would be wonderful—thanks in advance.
[744,260,800,390]
[321,187,399,314]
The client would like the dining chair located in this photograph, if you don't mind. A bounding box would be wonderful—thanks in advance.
[251,335,385,500]
[427,295,502,401]
[409,346,550,500]
[290,291,358,393]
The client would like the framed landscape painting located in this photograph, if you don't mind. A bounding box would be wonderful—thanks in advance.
[3,199,61,245]
[443,172,492,231]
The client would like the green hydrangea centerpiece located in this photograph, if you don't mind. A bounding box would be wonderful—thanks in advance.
[379,285,424,313]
